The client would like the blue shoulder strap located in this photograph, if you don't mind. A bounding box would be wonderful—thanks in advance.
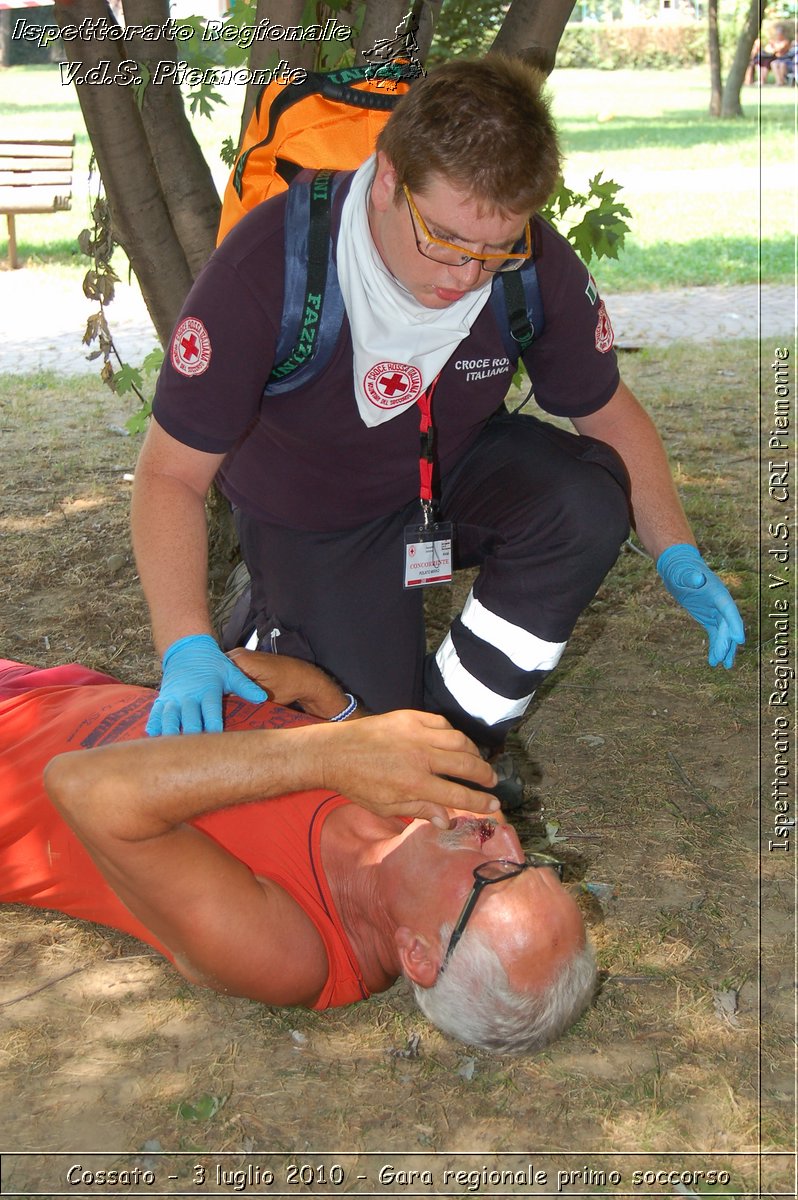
[265,170,348,396]
[266,172,544,395]
[489,257,544,364]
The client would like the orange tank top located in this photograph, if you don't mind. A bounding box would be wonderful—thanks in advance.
[0,660,369,1009]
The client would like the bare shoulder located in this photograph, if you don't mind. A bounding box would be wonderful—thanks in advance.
[173,873,331,1008]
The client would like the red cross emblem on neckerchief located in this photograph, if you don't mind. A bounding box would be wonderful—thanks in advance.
[363,361,422,410]
[378,372,406,397]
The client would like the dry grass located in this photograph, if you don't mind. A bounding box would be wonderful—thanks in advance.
[0,340,789,1198]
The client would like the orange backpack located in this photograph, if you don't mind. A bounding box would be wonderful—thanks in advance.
[217,64,414,244]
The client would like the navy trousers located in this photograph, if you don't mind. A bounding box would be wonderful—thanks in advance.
[235,408,630,747]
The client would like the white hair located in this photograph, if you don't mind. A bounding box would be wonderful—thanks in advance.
[408,924,597,1054]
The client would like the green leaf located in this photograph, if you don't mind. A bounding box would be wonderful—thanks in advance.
[113,364,143,395]
[125,402,153,436]
[586,170,622,202]
[189,84,225,119]
[220,136,238,168]
[175,1093,225,1122]
[543,178,581,222]
[141,347,165,374]
[511,361,528,392]
[133,62,151,112]
[542,172,631,264]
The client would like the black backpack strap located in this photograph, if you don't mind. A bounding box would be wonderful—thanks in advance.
[317,63,414,107]
[266,170,347,394]
[489,259,545,363]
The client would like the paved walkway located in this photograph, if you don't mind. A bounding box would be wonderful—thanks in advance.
[607,283,794,349]
[0,269,793,375]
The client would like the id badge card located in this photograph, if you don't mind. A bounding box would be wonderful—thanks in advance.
[403,522,454,588]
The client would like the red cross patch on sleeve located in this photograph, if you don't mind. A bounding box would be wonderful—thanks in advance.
[594,301,615,354]
[171,317,212,377]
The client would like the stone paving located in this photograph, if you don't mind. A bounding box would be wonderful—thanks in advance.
[0,267,793,377]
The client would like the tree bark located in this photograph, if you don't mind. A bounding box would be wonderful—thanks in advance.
[415,0,443,61]
[707,0,722,116]
[238,0,318,144]
[489,0,577,75]
[356,0,418,62]
[0,11,11,69]
[720,0,763,118]
[54,0,194,346]
[122,0,220,277]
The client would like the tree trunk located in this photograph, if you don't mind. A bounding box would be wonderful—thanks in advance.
[490,0,577,75]
[122,0,220,277]
[0,11,11,69]
[720,0,763,118]
[54,0,194,345]
[414,0,443,60]
[356,0,417,62]
[708,0,722,116]
[239,0,318,143]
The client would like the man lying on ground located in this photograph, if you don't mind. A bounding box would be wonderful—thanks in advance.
[1,653,594,1053]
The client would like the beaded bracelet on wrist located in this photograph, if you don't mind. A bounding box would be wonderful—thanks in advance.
[329,693,358,722]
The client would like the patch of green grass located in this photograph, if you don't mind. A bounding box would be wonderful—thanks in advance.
[0,226,86,269]
[549,66,791,162]
[0,63,239,159]
[593,233,790,290]
[549,67,791,289]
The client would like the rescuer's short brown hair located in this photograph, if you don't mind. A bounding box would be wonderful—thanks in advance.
[376,56,561,216]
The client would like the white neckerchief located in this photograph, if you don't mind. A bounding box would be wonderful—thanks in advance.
[337,156,492,428]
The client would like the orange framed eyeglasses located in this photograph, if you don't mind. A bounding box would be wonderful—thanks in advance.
[402,184,532,274]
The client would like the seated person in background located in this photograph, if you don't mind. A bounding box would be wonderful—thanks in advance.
[1,653,594,1054]
[747,23,796,84]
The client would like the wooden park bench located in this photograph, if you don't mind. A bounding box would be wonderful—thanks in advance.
[0,136,75,269]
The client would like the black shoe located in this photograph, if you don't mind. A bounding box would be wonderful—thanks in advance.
[215,560,256,651]
[450,748,527,812]
[488,750,526,812]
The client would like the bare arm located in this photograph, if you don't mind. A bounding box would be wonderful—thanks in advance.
[228,649,363,720]
[45,712,498,840]
[45,725,339,1005]
[43,714,498,993]
[131,417,226,656]
[573,378,695,558]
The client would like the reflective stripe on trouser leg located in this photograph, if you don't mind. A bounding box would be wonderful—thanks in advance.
[425,411,631,744]
[428,589,566,745]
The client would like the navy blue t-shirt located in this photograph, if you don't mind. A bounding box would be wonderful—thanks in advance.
[153,176,620,531]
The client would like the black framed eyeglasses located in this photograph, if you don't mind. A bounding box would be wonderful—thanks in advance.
[439,854,565,976]
[403,184,532,274]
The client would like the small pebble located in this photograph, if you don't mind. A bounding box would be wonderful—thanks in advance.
[107,553,127,575]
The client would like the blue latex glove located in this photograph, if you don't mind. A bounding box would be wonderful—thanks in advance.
[146,634,268,736]
[656,544,745,669]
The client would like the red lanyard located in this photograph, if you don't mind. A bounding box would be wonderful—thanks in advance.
[417,375,439,517]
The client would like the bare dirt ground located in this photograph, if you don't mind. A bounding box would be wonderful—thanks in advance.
[0,341,790,1199]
